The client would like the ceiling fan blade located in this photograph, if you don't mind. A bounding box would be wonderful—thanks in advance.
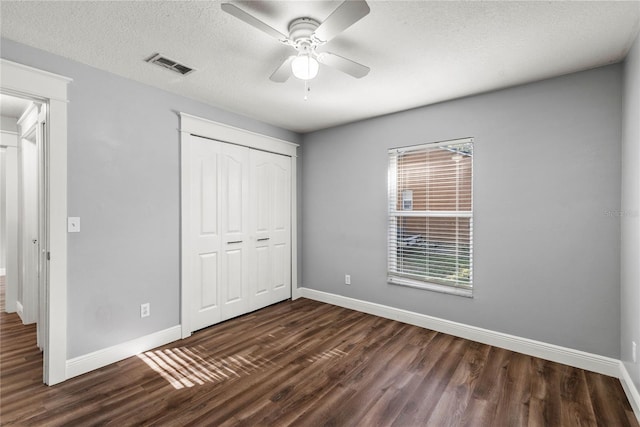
[313,1,370,42]
[270,56,294,82]
[317,52,370,78]
[221,3,288,42]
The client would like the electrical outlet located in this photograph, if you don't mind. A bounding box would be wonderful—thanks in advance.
[633,341,637,363]
[345,274,351,285]
[140,303,150,318]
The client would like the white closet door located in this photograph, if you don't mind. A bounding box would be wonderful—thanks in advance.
[249,150,291,310]
[190,136,222,331]
[187,136,290,333]
[220,143,250,321]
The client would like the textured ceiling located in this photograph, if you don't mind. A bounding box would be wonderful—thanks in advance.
[1,1,639,133]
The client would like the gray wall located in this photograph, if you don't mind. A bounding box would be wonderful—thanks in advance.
[1,38,302,358]
[621,32,640,389]
[302,65,622,358]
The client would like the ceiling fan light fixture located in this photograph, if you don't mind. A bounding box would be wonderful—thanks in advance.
[221,1,371,83]
[291,54,319,80]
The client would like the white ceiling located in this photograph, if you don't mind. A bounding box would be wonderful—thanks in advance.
[1,1,639,133]
[0,93,33,119]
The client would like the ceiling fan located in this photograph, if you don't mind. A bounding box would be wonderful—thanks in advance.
[221,1,371,82]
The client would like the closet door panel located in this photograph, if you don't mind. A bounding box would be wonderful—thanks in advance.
[249,150,291,310]
[220,143,250,321]
[200,154,218,234]
[224,248,243,302]
[224,156,244,234]
[255,162,270,234]
[255,245,270,296]
[199,253,218,308]
[269,154,291,304]
[273,243,286,291]
[190,137,222,331]
[273,163,288,232]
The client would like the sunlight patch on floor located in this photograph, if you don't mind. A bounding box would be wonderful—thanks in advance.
[306,348,348,363]
[137,346,275,389]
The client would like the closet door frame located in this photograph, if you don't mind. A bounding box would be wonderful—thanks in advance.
[179,113,299,339]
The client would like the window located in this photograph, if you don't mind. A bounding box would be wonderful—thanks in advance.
[387,138,473,296]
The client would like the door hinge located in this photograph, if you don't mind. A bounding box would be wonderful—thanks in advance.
[47,252,51,261]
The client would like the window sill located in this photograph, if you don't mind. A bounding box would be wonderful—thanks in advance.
[388,276,473,298]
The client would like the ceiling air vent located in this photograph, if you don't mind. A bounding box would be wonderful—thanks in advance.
[145,53,195,75]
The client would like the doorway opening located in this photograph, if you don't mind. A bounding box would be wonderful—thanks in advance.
[1,92,49,377]
[0,59,71,385]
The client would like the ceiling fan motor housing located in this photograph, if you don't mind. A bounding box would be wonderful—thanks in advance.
[288,17,323,52]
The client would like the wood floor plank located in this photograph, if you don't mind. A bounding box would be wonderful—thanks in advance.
[586,369,637,426]
[1,275,637,426]
[426,340,492,426]
[391,333,467,426]
[558,365,598,426]
[406,336,470,425]
[527,357,562,427]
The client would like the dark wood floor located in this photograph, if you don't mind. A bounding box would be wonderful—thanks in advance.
[1,276,637,426]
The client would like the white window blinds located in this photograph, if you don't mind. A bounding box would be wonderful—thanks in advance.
[388,138,473,295]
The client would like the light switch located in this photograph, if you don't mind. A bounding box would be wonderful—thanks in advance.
[68,217,80,233]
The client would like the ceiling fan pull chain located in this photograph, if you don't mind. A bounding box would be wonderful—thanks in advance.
[304,80,311,101]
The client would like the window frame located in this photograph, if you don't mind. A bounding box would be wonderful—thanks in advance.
[387,137,474,297]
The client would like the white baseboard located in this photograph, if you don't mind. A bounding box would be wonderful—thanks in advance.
[15,300,24,321]
[66,325,182,380]
[299,288,620,377]
[620,362,640,421]
[292,285,303,300]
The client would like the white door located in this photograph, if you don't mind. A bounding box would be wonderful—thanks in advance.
[219,142,250,321]
[188,137,252,330]
[189,136,222,331]
[187,137,291,332]
[19,127,39,325]
[249,150,291,310]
